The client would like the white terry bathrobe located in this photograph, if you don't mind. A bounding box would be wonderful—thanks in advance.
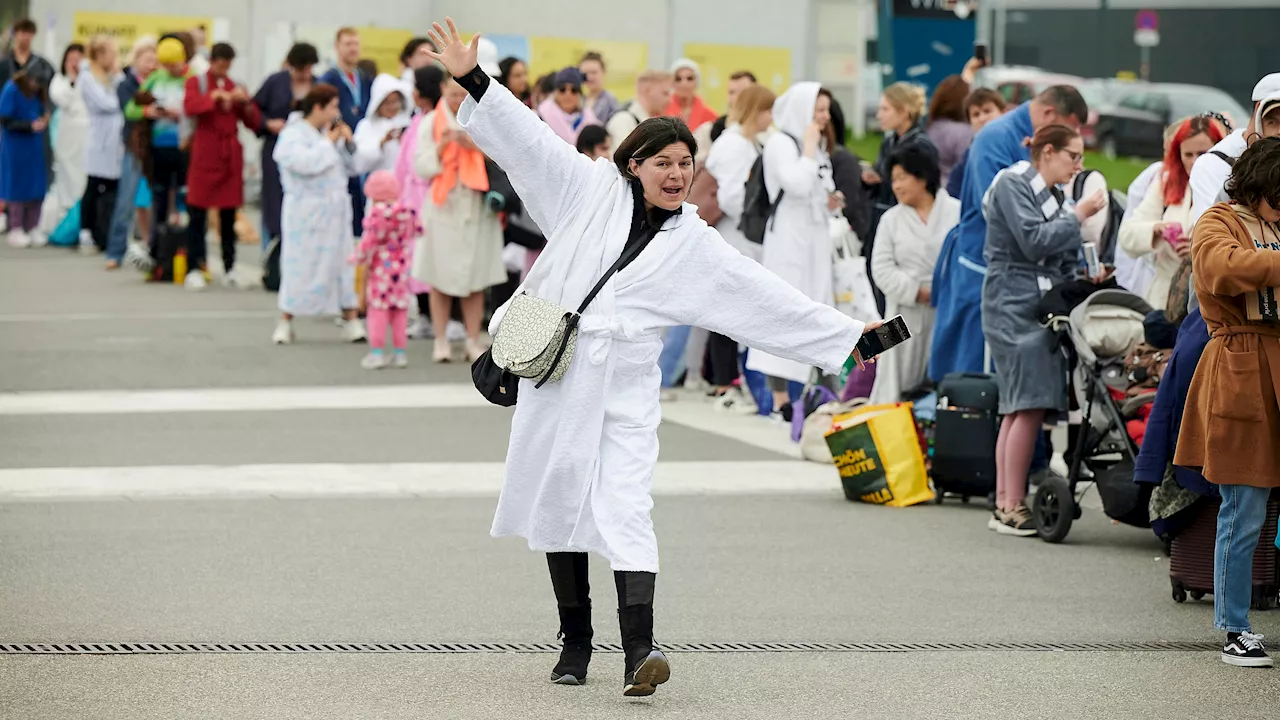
[459,80,864,573]
[747,82,838,384]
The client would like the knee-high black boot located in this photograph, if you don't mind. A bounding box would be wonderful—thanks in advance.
[547,553,592,685]
[615,570,670,697]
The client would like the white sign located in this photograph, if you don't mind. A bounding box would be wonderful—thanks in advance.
[1134,29,1160,48]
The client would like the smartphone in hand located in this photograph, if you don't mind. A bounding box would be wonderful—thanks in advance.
[855,315,911,361]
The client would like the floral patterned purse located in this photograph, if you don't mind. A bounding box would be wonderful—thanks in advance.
[472,238,648,404]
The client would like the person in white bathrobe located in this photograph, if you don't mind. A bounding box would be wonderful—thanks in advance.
[424,19,878,698]
[746,81,842,417]
[352,73,411,177]
[869,145,959,405]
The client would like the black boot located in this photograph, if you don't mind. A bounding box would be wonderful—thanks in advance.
[547,553,592,685]
[615,571,670,697]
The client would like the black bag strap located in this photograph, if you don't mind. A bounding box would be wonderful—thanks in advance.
[1209,150,1236,166]
[533,222,657,388]
[767,132,803,231]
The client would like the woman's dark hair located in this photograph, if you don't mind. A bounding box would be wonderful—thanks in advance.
[415,65,445,107]
[299,83,340,116]
[613,117,697,178]
[964,87,1006,117]
[580,51,605,70]
[536,72,556,97]
[210,42,235,63]
[61,43,85,76]
[575,124,609,155]
[828,94,848,148]
[889,145,942,196]
[11,70,38,97]
[817,88,838,148]
[286,42,319,70]
[498,57,530,101]
[1028,123,1080,162]
[1226,136,1280,212]
[928,75,970,124]
[400,37,430,65]
[357,58,378,78]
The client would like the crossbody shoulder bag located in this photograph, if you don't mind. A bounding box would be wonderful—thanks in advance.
[471,234,651,406]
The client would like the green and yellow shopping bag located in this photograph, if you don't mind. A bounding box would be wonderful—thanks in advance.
[825,402,933,507]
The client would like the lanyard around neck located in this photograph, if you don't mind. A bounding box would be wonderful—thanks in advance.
[337,68,361,107]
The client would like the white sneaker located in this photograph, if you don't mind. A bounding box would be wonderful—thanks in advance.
[391,352,409,369]
[361,352,386,370]
[184,272,207,291]
[713,387,759,415]
[28,230,47,248]
[272,319,294,345]
[79,230,98,254]
[343,318,367,343]
[125,242,155,272]
[445,320,466,342]
[408,315,434,340]
[221,273,240,289]
[7,230,30,248]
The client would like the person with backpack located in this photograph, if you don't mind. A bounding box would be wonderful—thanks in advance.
[124,36,193,268]
[604,70,671,149]
[1119,114,1229,309]
[1188,74,1280,228]
[744,82,842,420]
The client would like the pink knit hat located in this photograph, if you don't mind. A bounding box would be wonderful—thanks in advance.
[363,170,401,204]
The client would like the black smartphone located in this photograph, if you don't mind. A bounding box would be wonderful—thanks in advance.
[974,43,988,66]
[855,315,912,361]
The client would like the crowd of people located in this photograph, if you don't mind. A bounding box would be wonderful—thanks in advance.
[4,11,1280,675]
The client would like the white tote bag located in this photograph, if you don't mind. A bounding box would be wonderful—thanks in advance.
[831,221,882,324]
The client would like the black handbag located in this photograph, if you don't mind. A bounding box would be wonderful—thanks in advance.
[472,349,519,407]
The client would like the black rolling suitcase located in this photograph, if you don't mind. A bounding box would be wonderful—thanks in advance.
[931,372,999,506]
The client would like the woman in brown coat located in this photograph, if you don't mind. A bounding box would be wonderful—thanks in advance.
[1175,136,1280,668]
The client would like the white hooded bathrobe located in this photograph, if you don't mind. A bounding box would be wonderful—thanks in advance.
[353,74,412,177]
[868,189,960,405]
[746,83,838,384]
[459,80,864,573]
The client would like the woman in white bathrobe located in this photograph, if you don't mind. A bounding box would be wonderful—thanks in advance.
[352,73,411,177]
[869,145,959,405]
[41,46,89,243]
[425,19,876,698]
[746,82,842,416]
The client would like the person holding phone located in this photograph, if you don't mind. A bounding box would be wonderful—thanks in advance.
[1119,114,1229,309]
[353,74,412,177]
[982,124,1106,537]
[420,18,881,697]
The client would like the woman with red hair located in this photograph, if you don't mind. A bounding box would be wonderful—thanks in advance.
[1120,114,1229,308]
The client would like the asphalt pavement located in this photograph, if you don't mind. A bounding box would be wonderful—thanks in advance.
[2,234,1278,719]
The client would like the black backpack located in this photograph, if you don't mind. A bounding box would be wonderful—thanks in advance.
[1072,169,1126,265]
[738,132,800,244]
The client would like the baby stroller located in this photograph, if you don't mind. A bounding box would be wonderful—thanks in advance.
[1035,289,1156,543]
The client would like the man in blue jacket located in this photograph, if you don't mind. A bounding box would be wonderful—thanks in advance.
[319,27,372,238]
[929,85,1089,381]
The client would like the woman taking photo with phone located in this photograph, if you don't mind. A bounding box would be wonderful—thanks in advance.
[353,74,412,177]
[423,18,878,698]
[1119,114,1228,309]
[982,124,1105,537]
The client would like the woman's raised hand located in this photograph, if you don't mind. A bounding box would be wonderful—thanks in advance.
[424,18,480,79]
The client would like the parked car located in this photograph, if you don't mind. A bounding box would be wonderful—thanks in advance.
[1093,82,1250,159]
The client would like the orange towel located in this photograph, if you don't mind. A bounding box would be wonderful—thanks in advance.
[431,106,488,206]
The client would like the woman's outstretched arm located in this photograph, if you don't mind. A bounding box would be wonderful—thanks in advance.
[425,18,597,238]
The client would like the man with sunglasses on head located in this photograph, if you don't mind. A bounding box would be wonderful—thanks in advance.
[1189,73,1280,228]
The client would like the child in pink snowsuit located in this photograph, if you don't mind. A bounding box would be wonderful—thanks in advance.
[353,171,421,369]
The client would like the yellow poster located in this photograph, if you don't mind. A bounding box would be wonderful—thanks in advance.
[72,11,212,58]
[528,37,648,104]
[295,25,413,79]
[681,43,792,115]
[355,26,414,79]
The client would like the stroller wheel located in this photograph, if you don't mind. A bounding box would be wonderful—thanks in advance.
[1033,472,1074,543]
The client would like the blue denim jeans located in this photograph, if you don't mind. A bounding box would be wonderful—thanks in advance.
[1214,484,1271,633]
[659,325,692,388]
[105,153,143,263]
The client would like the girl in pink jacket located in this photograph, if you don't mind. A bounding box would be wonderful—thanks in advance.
[353,171,421,369]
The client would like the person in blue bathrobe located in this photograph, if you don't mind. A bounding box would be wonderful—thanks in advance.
[0,71,49,247]
[929,86,1090,382]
